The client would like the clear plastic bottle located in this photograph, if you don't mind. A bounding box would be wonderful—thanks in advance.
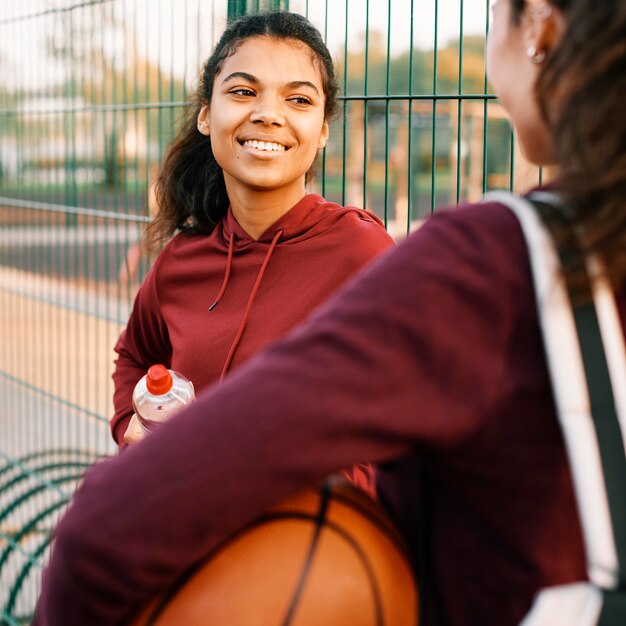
[132,364,196,434]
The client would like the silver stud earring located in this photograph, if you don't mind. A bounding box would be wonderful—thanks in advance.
[527,46,546,64]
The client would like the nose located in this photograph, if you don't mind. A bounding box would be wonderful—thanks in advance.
[250,93,285,126]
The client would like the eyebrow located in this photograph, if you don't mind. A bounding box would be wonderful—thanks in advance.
[222,71,258,85]
[221,73,320,95]
[285,80,320,95]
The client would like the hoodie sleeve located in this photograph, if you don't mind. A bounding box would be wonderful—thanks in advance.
[34,202,527,626]
[111,260,172,446]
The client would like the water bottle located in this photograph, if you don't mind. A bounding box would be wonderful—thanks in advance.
[132,364,196,434]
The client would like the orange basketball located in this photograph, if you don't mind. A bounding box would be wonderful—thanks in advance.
[132,481,418,626]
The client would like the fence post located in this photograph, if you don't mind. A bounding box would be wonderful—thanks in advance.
[228,0,290,21]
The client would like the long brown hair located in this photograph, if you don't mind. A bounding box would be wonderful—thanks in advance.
[511,0,626,292]
[145,12,339,252]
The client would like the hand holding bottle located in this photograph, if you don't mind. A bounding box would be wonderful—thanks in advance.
[124,365,195,446]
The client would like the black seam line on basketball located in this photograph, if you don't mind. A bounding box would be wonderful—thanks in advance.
[141,486,382,621]
[324,517,386,626]
[337,495,415,587]
[331,491,413,564]
[280,482,332,626]
[141,513,324,626]
[331,495,416,602]
[222,512,390,626]
[139,515,390,626]
[140,489,392,625]
[251,491,413,568]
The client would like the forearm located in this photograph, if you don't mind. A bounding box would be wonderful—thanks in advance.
[110,269,171,446]
[111,353,149,446]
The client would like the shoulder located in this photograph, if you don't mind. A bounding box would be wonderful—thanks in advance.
[320,200,388,230]
[162,228,216,255]
[402,199,527,265]
[128,229,215,306]
[149,227,220,277]
[313,200,395,250]
[370,199,533,315]
[427,198,524,235]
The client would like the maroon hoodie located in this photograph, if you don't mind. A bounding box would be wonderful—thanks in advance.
[111,193,394,444]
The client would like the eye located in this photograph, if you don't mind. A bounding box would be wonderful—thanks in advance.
[229,88,256,97]
[288,96,313,106]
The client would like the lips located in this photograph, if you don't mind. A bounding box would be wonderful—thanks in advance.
[239,139,289,152]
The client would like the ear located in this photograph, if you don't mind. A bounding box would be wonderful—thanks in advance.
[197,105,210,136]
[317,120,330,150]
[523,0,566,61]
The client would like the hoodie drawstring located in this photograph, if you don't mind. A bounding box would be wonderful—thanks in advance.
[217,228,284,381]
[209,233,236,311]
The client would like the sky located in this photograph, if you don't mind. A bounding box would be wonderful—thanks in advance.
[0,0,492,92]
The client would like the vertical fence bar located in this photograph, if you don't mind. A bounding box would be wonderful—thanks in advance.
[157,0,163,189]
[406,0,414,233]
[128,0,139,325]
[362,0,369,213]
[320,0,328,198]
[68,12,78,214]
[65,8,75,449]
[120,0,131,310]
[482,0,491,193]
[510,130,516,191]
[105,0,117,453]
[456,0,464,205]
[383,0,391,229]
[144,0,151,227]
[341,0,349,207]
[430,0,439,214]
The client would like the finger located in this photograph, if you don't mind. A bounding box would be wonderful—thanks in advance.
[123,414,145,445]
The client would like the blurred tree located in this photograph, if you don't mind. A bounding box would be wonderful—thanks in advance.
[338,33,486,97]
[45,2,186,190]
[430,36,486,94]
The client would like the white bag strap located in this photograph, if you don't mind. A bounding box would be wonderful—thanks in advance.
[483,192,626,624]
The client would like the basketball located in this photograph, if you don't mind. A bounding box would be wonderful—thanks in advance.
[132,480,418,626]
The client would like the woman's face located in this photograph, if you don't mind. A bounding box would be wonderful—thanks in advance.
[487,0,556,165]
[198,36,329,203]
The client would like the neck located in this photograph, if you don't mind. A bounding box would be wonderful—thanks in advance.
[226,182,307,240]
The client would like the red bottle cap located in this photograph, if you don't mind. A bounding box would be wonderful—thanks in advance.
[146,364,173,395]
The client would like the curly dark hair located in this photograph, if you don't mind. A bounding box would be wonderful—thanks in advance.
[512,0,626,292]
[145,12,339,251]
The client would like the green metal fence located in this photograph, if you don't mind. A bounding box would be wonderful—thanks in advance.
[0,0,541,622]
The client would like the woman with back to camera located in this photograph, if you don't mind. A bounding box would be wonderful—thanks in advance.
[35,1,626,625]
[111,11,393,460]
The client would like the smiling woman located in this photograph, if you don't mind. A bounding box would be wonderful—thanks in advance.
[109,12,393,495]
[196,36,330,235]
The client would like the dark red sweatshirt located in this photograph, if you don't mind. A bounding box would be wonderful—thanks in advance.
[111,193,394,444]
[34,200,626,626]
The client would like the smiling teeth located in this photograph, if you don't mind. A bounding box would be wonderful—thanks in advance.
[243,140,286,152]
